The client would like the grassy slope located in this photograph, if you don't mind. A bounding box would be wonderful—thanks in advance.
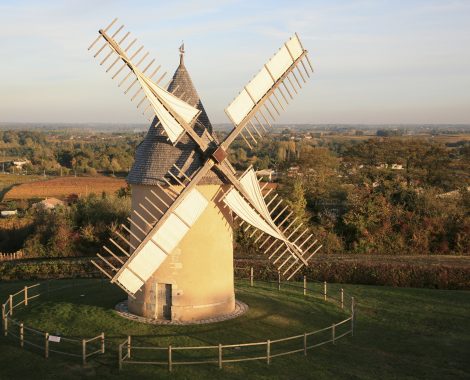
[0,279,469,380]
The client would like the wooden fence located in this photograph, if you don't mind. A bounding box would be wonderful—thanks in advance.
[1,282,105,365]
[118,270,355,371]
[1,273,356,370]
[0,251,23,261]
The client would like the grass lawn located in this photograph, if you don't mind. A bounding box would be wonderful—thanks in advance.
[0,279,469,379]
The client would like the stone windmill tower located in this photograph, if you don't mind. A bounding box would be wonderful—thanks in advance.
[126,46,235,321]
[89,19,321,323]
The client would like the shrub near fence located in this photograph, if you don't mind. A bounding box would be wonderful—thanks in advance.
[1,281,105,365]
[236,257,470,290]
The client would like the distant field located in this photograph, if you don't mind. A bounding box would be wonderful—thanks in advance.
[0,173,45,201]
[3,176,126,200]
[320,133,470,143]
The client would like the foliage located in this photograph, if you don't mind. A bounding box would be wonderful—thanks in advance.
[0,194,130,257]
[0,130,142,176]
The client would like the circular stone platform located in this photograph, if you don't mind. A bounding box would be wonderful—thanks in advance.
[115,299,249,325]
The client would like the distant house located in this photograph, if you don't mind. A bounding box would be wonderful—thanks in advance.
[287,166,301,177]
[256,169,277,181]
[376,163,404,170]
[32,197,65,210]
[12,160,30,169]
[1,210,17,217]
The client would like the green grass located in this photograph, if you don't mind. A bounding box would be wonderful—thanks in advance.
[0,279,469,380]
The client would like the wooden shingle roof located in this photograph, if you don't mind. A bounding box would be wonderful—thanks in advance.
[127,54,224,186]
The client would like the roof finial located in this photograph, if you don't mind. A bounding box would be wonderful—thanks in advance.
[179,41,185,65]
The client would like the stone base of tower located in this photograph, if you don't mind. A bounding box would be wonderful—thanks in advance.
[127,184,235,323]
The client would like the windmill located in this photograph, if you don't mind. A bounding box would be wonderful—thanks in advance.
[88,19,321,322]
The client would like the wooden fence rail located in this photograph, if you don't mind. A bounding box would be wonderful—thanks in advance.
[1,282,105,365]
[0,251,24,261]
[118,270,356,371]
[2,272,356,371]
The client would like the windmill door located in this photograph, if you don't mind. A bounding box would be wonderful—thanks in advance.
[157,283,172,320]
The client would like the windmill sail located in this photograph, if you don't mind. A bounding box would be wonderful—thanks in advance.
[88,20,200,144]
[135,66,200,143]
[223,168,321,280]
[224,169,284,240]
[222,34,313,148]
[92,159,216,297]
[116,187,209,294]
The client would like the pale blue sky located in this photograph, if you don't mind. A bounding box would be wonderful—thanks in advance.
[0,0,469,124]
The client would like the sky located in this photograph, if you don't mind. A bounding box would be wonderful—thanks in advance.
[0,0,469,125]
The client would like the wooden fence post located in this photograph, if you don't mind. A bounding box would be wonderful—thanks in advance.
[20,323,24,348]
[24,286,28,306]
[266,340,271,365]
[45,333,49,359]
[277,271,281,291]
[9,295,13,316]
[250,267,254,287]
[127,336,131,359]
[351,297,355,337]
[101,332,105,354]
[168,345,172,372]
[340,288,344,309]
[82,339,86,366]
[303,276,307,296]
[332,323,336,345]
[323,281,327,301]
[2,304,6,336]
[218,343,222,369]
[118,343,123,370]
[303,332,307,356]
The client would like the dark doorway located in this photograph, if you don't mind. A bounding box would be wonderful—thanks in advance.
[157,283,172,320]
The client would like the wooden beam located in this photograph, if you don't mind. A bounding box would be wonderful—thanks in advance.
[91,260,113,280]
[100,31,129,66]
[115,230,136,250]
[88,18,117,50]
[95,24,124,59]
[106,38,136,73]
[109,238,130,257]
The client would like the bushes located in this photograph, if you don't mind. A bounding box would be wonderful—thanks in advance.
[235,256,470,290]
[0,258,98,281]
[0,194,131,257]
[2,255,469,290]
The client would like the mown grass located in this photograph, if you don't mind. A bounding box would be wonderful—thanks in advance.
[0,279,469,380]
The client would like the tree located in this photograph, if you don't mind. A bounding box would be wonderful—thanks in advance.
[286,178,308,224]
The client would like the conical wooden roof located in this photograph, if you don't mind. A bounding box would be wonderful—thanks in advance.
[127,52,223,186]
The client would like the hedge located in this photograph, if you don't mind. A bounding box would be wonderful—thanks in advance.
[1,256,469,290]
